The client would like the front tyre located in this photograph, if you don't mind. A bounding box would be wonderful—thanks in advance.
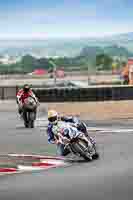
[29,112,35,128]
[23,111,29,128]
[71,139,92,161]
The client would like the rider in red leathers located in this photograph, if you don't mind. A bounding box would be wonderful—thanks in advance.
[16,84,38,116]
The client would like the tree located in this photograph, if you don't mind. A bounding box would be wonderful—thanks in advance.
[96,54,113,70]
[20,54,38,72]
[37,58,52,69]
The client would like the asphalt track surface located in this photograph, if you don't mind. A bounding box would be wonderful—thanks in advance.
[0,112,133,200]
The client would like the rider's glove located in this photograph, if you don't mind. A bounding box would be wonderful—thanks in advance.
[62,137,70,144]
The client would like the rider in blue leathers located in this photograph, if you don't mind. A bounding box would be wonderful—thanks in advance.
[47,116,77,142]
[47,110,89,156]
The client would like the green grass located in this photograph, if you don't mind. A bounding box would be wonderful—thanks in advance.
[0,163,17,169]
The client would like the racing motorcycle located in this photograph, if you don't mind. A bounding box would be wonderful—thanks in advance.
[64,116,92,138]
[54,122,99,161]
[22,96,37,128]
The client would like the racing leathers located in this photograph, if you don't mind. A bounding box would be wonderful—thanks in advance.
[52,121,79,156]
[16,89,38,115]
[47,116,89,156]
[47,116,78,143]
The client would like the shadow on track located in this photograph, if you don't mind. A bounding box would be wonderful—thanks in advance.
[65,154,100,164]
[16,126,37,130]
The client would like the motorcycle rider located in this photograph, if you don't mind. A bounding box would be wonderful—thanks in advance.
[47,110,89,141]
[47,110,92,157]
[16,84,38,118]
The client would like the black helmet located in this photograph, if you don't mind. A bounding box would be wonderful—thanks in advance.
[23,84,30,92]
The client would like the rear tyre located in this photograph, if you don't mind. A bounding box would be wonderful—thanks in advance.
[24,122,29,128]
[30,120,34,128]
[29,112,35,128]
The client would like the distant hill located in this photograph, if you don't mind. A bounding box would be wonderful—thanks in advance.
[103,45,133,57]
[0,32,133,57]
[105,32,133,42]
[79,45,133,59]
[79,46,103,58]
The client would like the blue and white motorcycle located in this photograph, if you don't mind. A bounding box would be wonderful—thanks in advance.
[53,121,99,161]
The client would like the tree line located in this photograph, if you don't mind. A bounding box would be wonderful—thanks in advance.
[0,45,129,74]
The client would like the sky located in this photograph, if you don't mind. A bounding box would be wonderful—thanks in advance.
[0,0,133,39]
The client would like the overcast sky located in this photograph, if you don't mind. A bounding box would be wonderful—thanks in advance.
[0,0,133,39]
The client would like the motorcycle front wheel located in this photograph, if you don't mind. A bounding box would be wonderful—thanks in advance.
[71,139,92,161]
[28,111,35,128]
[22,111,29,128]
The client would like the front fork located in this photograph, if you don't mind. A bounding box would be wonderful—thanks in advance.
[79,134,92,148]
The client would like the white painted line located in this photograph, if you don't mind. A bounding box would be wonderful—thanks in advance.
[87,127,133,132]
[36,117,47,121]
[8,153,47,159]
[17,165,49,171]
[8,154,65,160]
[35,117,48,127]
[20,114,133,134]
[98,129,133,133]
